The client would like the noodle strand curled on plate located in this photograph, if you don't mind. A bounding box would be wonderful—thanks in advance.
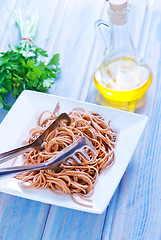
[16,104,116,207]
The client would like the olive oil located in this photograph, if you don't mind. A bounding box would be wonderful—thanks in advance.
[94,57,152,111]
[94,1,152,111]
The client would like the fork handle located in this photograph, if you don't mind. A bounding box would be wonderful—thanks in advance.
[0,143,34,164]
[0,113,71,165]
[0,136,97,177]
[0,162,47,177]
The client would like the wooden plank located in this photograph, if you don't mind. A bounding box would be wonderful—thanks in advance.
[1,0,158,239]
[0,194,50,240]
[42,206,106,240]
[101,0,161,239]
[0,0,17,46]
[0,0,62,239]
[81,0,158,239]
[41,1,111,240]
[47,0,106,100]
[0,0,107,240]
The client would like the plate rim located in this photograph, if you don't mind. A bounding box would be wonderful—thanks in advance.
[0,90,148,214]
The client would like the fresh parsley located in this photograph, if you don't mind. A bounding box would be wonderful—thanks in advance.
[0,11,61,110]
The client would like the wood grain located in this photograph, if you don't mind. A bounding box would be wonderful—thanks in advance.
[0,0,159,239]
[0,194,50,240]
[100,1,161,239]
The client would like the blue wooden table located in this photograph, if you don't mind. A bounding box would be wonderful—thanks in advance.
[0,0,160,239]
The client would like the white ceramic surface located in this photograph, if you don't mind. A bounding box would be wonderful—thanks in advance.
[0,90,148,214]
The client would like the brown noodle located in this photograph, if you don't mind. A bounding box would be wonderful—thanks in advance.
[16,104,116,207]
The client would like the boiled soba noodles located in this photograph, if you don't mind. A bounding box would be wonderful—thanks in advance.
[16,103,116,207]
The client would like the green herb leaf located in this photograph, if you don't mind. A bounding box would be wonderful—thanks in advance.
[0,11,61,109]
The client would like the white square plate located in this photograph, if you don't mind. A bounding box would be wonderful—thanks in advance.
[0,90,148,214]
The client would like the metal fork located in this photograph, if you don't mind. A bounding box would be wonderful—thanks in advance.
[0,112,97,176]
[0,112,71,165]
[0,137,97,176]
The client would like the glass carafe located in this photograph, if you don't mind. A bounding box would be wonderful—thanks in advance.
[93,0,152,112]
